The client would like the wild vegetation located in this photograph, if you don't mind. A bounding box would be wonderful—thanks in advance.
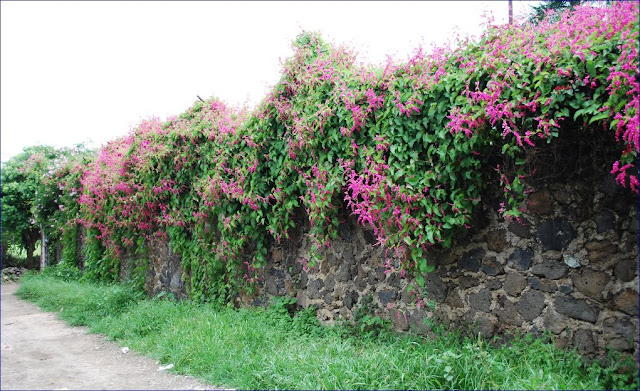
[4,2,635,302]
[16,271,639,390]
[0,4,636,291]
[3,3,638,388]
[1,144,91,266]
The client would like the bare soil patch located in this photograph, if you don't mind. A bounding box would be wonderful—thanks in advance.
[1,282,220,390]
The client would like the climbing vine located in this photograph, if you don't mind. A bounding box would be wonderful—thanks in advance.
[38,2,637,301]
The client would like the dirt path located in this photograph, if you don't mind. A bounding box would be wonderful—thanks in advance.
[1,282,221,390]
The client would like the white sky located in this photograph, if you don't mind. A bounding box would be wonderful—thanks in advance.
[1,1,537,162]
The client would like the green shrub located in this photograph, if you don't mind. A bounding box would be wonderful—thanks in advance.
[42,261,83,281]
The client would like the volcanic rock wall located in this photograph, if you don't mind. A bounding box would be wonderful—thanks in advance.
[102,176,638,360]
[248,177,639,360]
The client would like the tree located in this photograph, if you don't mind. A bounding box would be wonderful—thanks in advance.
[527,1,597,24]
[1,145,62,261]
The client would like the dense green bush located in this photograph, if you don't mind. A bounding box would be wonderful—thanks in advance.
[41,261,83,281]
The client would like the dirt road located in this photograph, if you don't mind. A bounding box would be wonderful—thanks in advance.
[1,283,220,390]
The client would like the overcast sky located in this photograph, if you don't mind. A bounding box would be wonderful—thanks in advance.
[1,1,537,162]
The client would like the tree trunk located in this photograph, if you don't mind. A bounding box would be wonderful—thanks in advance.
[22,229,39,269]
[39,225,49,271]
[27,241,36,261]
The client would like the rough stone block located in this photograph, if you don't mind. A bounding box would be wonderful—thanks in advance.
[336,262,354,282]
[170,272,182,291]
[531,260,568,280]
[327,253,339,268]
[573,329,596,355]
[344,290,359,309]
[527,189,554,215]
[550,183,572,205]
[357,263,367,279]
[536,218,576,251]
[628,215,639,233]
[468,288,492,312]
[614,289,639,316]
[378,290,397,305]
[320,259,330,274]
[603,316,635,352]
[485,278,502,290]
[265,274,283,296]
[375,266,386,281]
[508,248,533,271]
[340,245,356,264]
[307,278,324,299]
[495,297,523,326]
[459,276,480,289]
[594,210,616,233]
[291,258,303,275]
[528,276,557,292]
[338,219,355,243]
[504,271,528,296]
[323,274,335,293]
[614,258,637,282]
[459,247,484,272]
[387,272,401,288]
[559,285,573,294]
[445,291,464,308]
[284,279,295,295]
[600,174,620,196]
[554,296,599,323]
[563,254,581,269]
[543,250,563,261]
[387,309,410,331]
[486,229,508,252]
[585,240,618,263]
[434,250,458,266]
[481,257,504,276]
[424,273,448,303]
[508,219,533,238]
[474,314,496,338]
[271,248,283,263]
[543,308,568,334]
[571,269,609,300]
[517,290,546,321]
[408,309,431,333]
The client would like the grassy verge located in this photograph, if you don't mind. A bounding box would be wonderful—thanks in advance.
[16,272,638,390]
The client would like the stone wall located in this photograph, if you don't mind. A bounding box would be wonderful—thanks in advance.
[248,178,638,361]
[67,228,188,299]
[145,238,188,299]
[98,176,637,361]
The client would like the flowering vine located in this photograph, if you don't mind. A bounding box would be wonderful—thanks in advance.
[43,2,638,300]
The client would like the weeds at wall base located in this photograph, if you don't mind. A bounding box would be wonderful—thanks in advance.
[15,272,639,390]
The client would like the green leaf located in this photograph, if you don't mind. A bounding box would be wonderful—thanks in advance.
[586,59,595,75]
[558,107,570,118]
[415,275,425,288]
[589,112,609,124]
[573,108,588,120]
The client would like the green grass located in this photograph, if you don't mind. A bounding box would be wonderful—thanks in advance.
[16,273,639,390]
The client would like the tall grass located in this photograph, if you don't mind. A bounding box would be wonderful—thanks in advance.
[16,273,638,390]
